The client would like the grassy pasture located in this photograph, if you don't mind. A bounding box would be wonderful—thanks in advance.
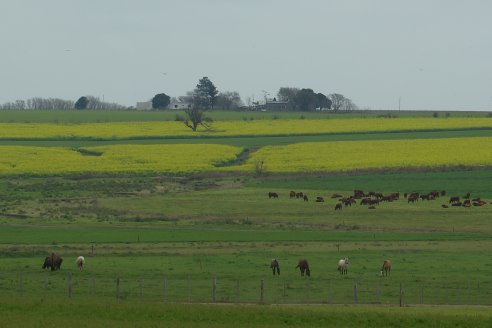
[0,171,491,308]
[0,110,491,326]
[1,299,491,328]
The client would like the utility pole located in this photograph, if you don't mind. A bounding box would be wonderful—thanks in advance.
[398,96,401,112]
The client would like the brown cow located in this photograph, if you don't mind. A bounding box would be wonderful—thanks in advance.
[335,203,343,211]
[296,259,310,277]
[303,195,309,202]
[289,191,296,198]
[315,196,324,202]
[268,192,278,199]
[380,260,391,277]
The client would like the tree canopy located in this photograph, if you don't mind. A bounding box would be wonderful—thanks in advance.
[74,96,89,110]
[152,93,171,109]
[194,77,218,109]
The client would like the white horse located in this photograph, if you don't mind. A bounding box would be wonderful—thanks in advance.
[76,256,85,270]
[338,258,349,275]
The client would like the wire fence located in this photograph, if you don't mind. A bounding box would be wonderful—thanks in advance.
[2,273,492,306]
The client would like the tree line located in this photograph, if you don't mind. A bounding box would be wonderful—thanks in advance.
[0,96,127,110]
[1,76,356,113]
[151,77,356,112]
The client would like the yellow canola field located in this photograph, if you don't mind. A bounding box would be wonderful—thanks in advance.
[234,137,492,173]
[0,144,241,175]
[1,117,492,139]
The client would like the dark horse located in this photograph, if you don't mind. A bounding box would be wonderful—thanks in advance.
[42,253,63,271]
[296,259,310,277]
[270,258,280,275]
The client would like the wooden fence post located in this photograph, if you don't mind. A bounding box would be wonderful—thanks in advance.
[477,282,480,305]
[328,279,332,304]
[420,283,424,305]
[236,279,240,303]
[212,276,217,303]
[188,276,192,303]
[353,280,358,304]
[67,272,72,298]
[116,277,120,301]
[375,280,381,303]
[139,277,143,298]
[19,273,23,298]
[260,279,264,303]
[44,277,48,298]
[399,282,404,307]
[163,277,167,302]
[91,277,96,296]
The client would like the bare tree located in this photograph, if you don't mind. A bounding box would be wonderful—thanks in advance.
[329,93,346,112]
[341,98,357,111]
[215,91,243,110]
[183,96,212,131]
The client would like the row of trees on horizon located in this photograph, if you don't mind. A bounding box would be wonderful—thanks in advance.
[0,76,356,112]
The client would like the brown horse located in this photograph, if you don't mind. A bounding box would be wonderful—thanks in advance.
[45,253,63,271]
[296,259,310,277]
[380,260,391,277]
[270,258,280,275]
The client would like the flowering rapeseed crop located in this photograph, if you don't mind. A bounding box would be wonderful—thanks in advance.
[234,137,492,173]
[0,144,241,175]
[1,118,491,139]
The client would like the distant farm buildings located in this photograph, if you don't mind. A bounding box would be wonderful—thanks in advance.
[135,100,191,110]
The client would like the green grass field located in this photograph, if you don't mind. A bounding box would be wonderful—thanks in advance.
[0,110,491,326]
[1,109,489,123]
[2,299,491,328]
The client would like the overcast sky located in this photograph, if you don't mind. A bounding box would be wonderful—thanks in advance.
[1,0,491,110]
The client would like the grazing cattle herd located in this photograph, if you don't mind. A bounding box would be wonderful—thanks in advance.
[269,189,489,210]
[260,187,489,279]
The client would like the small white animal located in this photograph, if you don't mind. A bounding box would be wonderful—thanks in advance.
[76,256,85,270]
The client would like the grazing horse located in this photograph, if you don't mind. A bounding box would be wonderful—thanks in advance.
[270,258,280,275]
[296,259,310,277]
[76,256,85,271]
[42,256,52,270]
[338,258,348,275]
[43,253,63,271]
[380,260,391,277]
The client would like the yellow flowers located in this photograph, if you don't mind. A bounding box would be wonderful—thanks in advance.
[0,144,242,175]
[234,137,492,173]
[1,117,492,139]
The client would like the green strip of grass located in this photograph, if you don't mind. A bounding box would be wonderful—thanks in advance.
[0,225,488,245]
[0,298,491,328]
[1,128,492,148]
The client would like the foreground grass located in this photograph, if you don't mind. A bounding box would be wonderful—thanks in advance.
[1,298,491,328]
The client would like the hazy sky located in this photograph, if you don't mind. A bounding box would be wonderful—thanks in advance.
[1,0,492,110]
